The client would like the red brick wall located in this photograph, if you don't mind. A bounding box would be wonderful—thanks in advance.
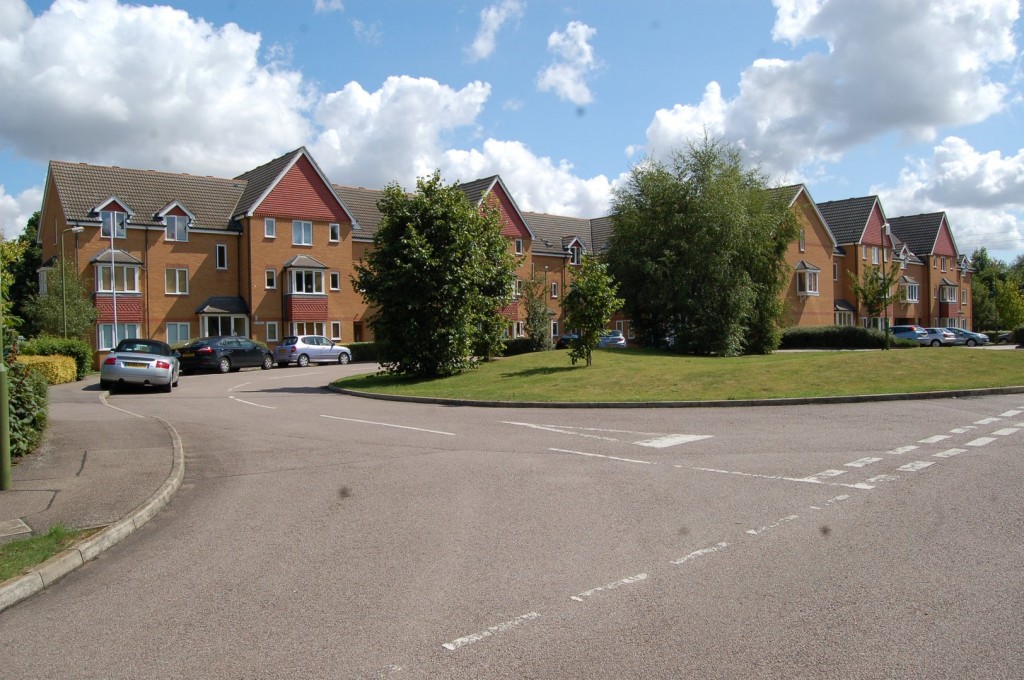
[254,157,350,222]
[286,296,328,321]
[94,295,143,323]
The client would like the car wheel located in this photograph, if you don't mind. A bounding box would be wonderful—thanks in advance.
[218,357,231,373]
[277,361,289,368]
[261,354,273,370]
[100,379,112,391]
[338,352,350,365]
[297,354,310,367]
[966,339,977,347]
[161,380,172,393]
[930,339,940,347]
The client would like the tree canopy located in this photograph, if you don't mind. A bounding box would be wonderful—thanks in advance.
[352,172,517,377]
[522,269,553,352]
[606,136,799,356]
[25,258,98,340]
[562,254,623,367]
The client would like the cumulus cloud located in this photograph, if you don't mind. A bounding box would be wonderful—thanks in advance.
[351,19,382,45]
[465,0,524,62]
[313,0,344,14]
[644,0,1019,175]
[0,0,312,177]
[0,185,44,239]
[873,137,1024,256]
[537,21,600,106]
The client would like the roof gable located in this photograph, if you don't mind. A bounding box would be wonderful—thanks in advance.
[784,184,837,249]
[888,212,958,258]
[458,175,536,241]
[816,195,879,245]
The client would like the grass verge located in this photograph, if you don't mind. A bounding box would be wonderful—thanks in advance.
[333,347,1024,403]
[0,524,101,583]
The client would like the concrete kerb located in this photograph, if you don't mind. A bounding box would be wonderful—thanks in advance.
[0,415,185,614]
[330,384,1024,408]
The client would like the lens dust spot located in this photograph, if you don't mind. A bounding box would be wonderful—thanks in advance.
[819,525,831,537]
[678,526,690,537]
[338,486,351,499]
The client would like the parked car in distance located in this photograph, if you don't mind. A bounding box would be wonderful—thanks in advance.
[944,327,989,346]
[100,338,179,393]
[921,327,956,346]
[996,330,1015,344]
[274,335,352,367]
[597,329,627,348]
[178,336,273,373]
[891,325,927,344]
[555,333,578,349]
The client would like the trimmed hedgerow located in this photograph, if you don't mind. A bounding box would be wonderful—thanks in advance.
[17,355,77,385]
[347,342,379,363]
[502,337,535,357]
[780,325,918,350]
[20,336,93,380]
[7,362,49,458]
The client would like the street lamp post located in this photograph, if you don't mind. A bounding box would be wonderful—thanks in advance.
[881,223,891,350]
[61,225,84,338]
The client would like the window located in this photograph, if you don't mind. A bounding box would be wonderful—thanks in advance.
[99,323,141,351]
[291,321,325,336]
[615,320,636,340]
[861,245,867,260]
[100,210,128,239]
[569,244,582,265]
[933,257,938,269]
[901,258,907,270]
[203,315,247,337]
[265,269,276,289]
[940,286,958,303]
[266,321,279,343]
[38,266,51,295]
[331,321,342,340]
[797,270,819,296]
[961,289,968,306]
[551,281,558,298]
[330,272,341,291]
[798,229,805,252]
[97,264,140,293]
[515,239,523,255]
[872,246,879,265]
[165,215,188,242]
[551,320,559,338]
[265,218,276,238]
[833,263,839,281]
[165,268,189,295]
[515,279,524,297]
[941,257,947,272]
[216,244,228,270]
[510,321,525,338]
[901,283,919,303]
[329,223,340,242]
[835,311,854,326]
[291,269,324,294]
[166,323,189,346]
[883,248,888,262]
[293,220,312,246]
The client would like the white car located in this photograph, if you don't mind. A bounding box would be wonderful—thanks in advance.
[274,335,352,367]
[921,328,956,346]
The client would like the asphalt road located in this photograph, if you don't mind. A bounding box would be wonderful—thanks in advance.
[2,363,1022,679]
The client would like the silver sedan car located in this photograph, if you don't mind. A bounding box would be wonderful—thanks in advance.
[274,335,352,367]
[100,338,180,392]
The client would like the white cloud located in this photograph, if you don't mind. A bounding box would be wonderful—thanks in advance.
[537,21,600,106]
[466,0,524,62]
[313,0,344,14]
[0,184,44,240]
[351,19,382,45]
[873,137,1024,256]
[0,0,312,177]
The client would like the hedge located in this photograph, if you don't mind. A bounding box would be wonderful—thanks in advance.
[502,337,535,356]
[346,342,379,363]
[17,355,77,385]
[7,361,49,458]
[779,325,918,350]
[20,336,93,380]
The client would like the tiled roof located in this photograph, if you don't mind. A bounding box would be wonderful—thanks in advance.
[283,254,327,269]
[90,248,142,265]
[232,148,304,218]
[835,299,856,312]
[888,213,944,257]
[194,296,248,315]
[457,176,497,207]
[49,160,245,233]
[794,259,820,272]
[523,212,593,256]
[589,216,614,252]
[334,185,385,242]
[816,196,878,245]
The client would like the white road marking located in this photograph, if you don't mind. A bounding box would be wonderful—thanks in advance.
[550,448,654,465]
[802,469,846,481]
[991,427,1020,436]
[887,445,918,455]
[866,474,900,484]
[824,494,850,505]
[99,394,146,418]
[918,435,950,444]
[228,382,251,392]
[747,514,800,536]
[845,457,882,468]
[634,434,713,448]
[949,427,976,434]
[442,612,541,651]
[503,421,618,442]
[571,573,648,602]
[966,437,997,447]
[688,467,873,490]
[999,410,1022,417]
[898,461,934,471]
[671,542,729,565]
[229,395,275,409]
[975,417,1001,425]
[321,415,454,436]
[933,448,967,458]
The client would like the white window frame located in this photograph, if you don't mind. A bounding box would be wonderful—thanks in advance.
[798,229,805,252]
[292,220,313,246]
[290,321,326,336]
[902,283,919,303]
[835,311,854,326]
[961,289,968,306]
[265,218,276,239]
[833,263,839,281]
[551,320,559,338]
[99,323,141,351]
[96,264,140,293]
[330,272,341,291]
[201,314,248,338]
[166,322,190,346]
[514,239,523,255]
[164,214,188,242]
[569,244,582,265]
[941,257,947,272]
[861,245,867,261]
[551,282,558,298]
[797,270,819,296]
[331,321,342,341]
[215,243,228,270]
[871,246,879,265]
[515,279,524,297]
[940,286,958,303]
[329,223,340,242]
[265,269,277,289]
[165,268,189,295]
[291,269,324,295]
[100,210,128,239]
[266,321,279,343]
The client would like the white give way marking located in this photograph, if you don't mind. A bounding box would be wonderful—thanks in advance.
[503,422,712,448]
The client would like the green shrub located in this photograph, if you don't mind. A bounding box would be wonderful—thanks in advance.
[20,336,93,380]
[502,337,535,356]
[7,362,49,458]
[1014,327,1024,346]
[780,325,898,350]
[17,355,77,385]
[347,342,378,363]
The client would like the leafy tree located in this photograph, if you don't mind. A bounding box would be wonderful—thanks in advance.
[992,277,1024,330]
[25,259,98,339]
[971,247,1014,330]
[352,171,517,377]
[607,136,799,356]
[562,254,623,367]
[7,211,43,337]
[850,264,902,349]
[522,270,553,351]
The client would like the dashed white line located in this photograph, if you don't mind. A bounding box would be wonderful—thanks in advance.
[918,435,950,444]
[228,382,251,392]
[887,445,919,455]
[442,612,541,651]
[229,395,275,409]
[949,427,976,434]
[865,474,900,484]
[991,427,1020,436]
[845,457,882,468]
[999,410,1022,417]
[966,437,997,447]
[801,469,846,482]
[975,417,1001,425]
[634,434,713,448]
[670,542,729,565]
[688,467,873,490]
[503,421,619,442]
[933,448,967,458]
[747,514,800,536]
[321,415,454,435]
[898,461,935,472]
[571,573,648,602]
[550,448,654,465]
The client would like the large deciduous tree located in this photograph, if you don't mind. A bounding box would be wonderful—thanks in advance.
[25,259,98,339]
[562,254,623,367]
[522,270,553,351]
[606,136,799,356]
[352,172,517,377]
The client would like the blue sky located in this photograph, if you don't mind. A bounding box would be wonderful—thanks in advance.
[1,0,1022,263]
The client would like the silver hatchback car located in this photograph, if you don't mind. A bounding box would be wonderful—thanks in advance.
[274,335,352,367]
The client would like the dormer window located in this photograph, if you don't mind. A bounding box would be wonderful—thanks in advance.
[101,210,128,239]
[165,215,188,242]
[569,243,582,265]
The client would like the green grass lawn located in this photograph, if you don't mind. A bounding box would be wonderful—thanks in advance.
[334,347,1024,402]
[0,525,100,583]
